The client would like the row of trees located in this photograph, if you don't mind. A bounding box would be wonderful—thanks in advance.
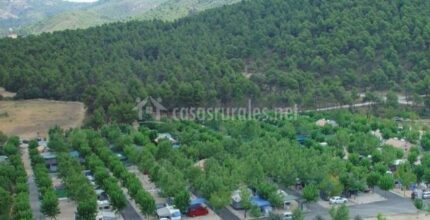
[80,130,156,216]
[67,128,129,213]
[28,140,60,219]
[0,137,33,219]
[56,154,98,219]
[122,143,191,212]
[156,111,410,206]
[86,124,192,212]
[48,109,424,216]
[47,127,99,219]
[85,154,127,212]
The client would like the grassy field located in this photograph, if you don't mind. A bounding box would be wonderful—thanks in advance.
[0,99,85,139]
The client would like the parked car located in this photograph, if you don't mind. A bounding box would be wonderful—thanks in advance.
[96,189,109,201]
[156,206,181,220]
[413,189,423,200]
[97,200,111,211]
[329,196,348,204]
[283,211,293,220]
[422,191,430,199]
[186,204,209,217]
[156,203,167,210]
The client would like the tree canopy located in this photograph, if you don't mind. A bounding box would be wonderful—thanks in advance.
[1,0,430,122]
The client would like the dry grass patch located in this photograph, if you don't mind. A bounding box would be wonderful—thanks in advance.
[0,87,16,98]
[0,99,85,139]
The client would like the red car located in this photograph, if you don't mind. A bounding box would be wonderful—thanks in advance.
[186,204,209,217]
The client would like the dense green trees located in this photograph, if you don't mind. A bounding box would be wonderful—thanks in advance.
[0,137,33,220]
[302,184,319,203]
[319,175,344,198]
[85,154,127,212]
[421,132,430,151]
[329,205,349,220]
[35,110,422,217]
[28,140,60,219]
[80,130,156,215]
[378,174,394,194]
[67,130,128,212]
[395,163,417,195]
[47,129,98,220]
[57,154,97,219]
[366,172,380,190]
[1,0,430,122]
[173,190,190,213]
[41,190,60,218]
[239,186,252,216]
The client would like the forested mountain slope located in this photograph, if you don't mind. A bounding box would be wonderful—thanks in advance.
[5,0,240,36]
[0,0,89,36]
[1,0,430,122]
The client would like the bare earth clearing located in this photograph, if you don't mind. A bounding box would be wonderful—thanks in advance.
[0,99,85,139]
[0,87,16,98]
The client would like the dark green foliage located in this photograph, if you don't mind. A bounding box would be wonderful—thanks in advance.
[302,184,318,202]
[0,137,33,220]
[14,193,33,220]
[0,131,7,145]
[81,131,156,215]
[29,145,60,219]
[173,190,190,213]
[84,154,127,212]
[0,186,9,214]
[414,198,423,210]
[385,91,399,108]
[41,189,60,218]
[239,186,252,211]
[366,172,380,189]
[135,189,156,216]
[57,155,97,219]
[77,198,97,220]
[422,132,430,151]
[1,0,430,122]
[250,205,261,218]
[36,111,426,217]
[378,174,394,192]
[329,204,349,220]
[292,208,304,220]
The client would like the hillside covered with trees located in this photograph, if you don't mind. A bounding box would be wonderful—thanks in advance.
[2,0,241,36]
[0,0,89,36]
[1,0,430,122]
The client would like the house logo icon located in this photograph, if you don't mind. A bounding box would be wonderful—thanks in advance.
[134,97,167,121]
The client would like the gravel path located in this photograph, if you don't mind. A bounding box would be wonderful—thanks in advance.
[20,143,45,220]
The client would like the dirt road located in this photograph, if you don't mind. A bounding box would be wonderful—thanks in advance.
[20,143,44,220]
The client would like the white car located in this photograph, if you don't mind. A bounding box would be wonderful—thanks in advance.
[422,191,430,199]
[283,211,293,220]
[329,196,348,204]
[156,206,181,220]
